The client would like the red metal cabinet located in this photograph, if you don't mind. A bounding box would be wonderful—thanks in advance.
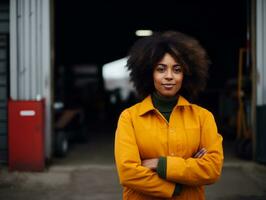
[8,100,45,171]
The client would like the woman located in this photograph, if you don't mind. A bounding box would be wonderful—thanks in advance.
[114,31,224,200]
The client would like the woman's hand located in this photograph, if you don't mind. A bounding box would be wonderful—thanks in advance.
[141,148,207,170]
[194,148,207,158]
[141,158,159,170]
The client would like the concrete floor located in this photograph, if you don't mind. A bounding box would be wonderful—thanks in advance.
[1,131,266,200]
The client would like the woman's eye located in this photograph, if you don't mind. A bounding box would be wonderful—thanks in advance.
[173,66,182,73]
[156,65,165,72]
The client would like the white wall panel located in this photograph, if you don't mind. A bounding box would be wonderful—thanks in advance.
[256,0,266,105]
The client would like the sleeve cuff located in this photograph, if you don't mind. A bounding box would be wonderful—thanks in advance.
[156,156,167,179]
[172,184,182,196]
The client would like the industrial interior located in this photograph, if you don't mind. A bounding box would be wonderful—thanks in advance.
[52,0,252,164]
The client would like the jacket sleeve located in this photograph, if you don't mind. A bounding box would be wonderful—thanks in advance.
[166,110,224,186]
[114,109,176,198]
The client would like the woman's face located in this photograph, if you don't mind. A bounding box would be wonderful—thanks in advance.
[153,53,184,98]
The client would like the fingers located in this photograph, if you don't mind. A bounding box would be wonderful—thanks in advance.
[141,160,148,166]
[141,158,159,170]
[194,148,207,158]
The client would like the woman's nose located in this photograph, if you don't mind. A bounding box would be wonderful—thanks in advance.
[165,69,173,79]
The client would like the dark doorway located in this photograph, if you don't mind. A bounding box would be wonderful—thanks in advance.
[53,0,248,163]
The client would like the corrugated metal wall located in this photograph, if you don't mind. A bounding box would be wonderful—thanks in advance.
[256,0,266,105]
[255,0,266,163]
[0,2,9,164]
[10,0,53,159]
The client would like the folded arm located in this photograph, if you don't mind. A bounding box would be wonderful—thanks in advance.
[166,111,224,186]
[141,111,223,187]
[114,110,176,198]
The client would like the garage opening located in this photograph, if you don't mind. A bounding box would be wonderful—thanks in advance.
[53,0,250,165]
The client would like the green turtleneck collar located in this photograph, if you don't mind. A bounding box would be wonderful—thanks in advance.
[151,92,178,122]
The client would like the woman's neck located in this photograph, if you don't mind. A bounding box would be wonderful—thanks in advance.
[152,92,178,112]
[153,92,178,102]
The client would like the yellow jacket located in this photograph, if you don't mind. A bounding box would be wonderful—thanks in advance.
[115,95,223,200]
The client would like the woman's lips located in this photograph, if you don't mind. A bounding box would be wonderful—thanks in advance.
[162,84,175,89]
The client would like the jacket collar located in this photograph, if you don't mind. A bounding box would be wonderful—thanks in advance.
[138,95,191,116]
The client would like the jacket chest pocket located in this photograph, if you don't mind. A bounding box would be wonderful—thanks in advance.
[185,128,201,157]
[134,126,167,159]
